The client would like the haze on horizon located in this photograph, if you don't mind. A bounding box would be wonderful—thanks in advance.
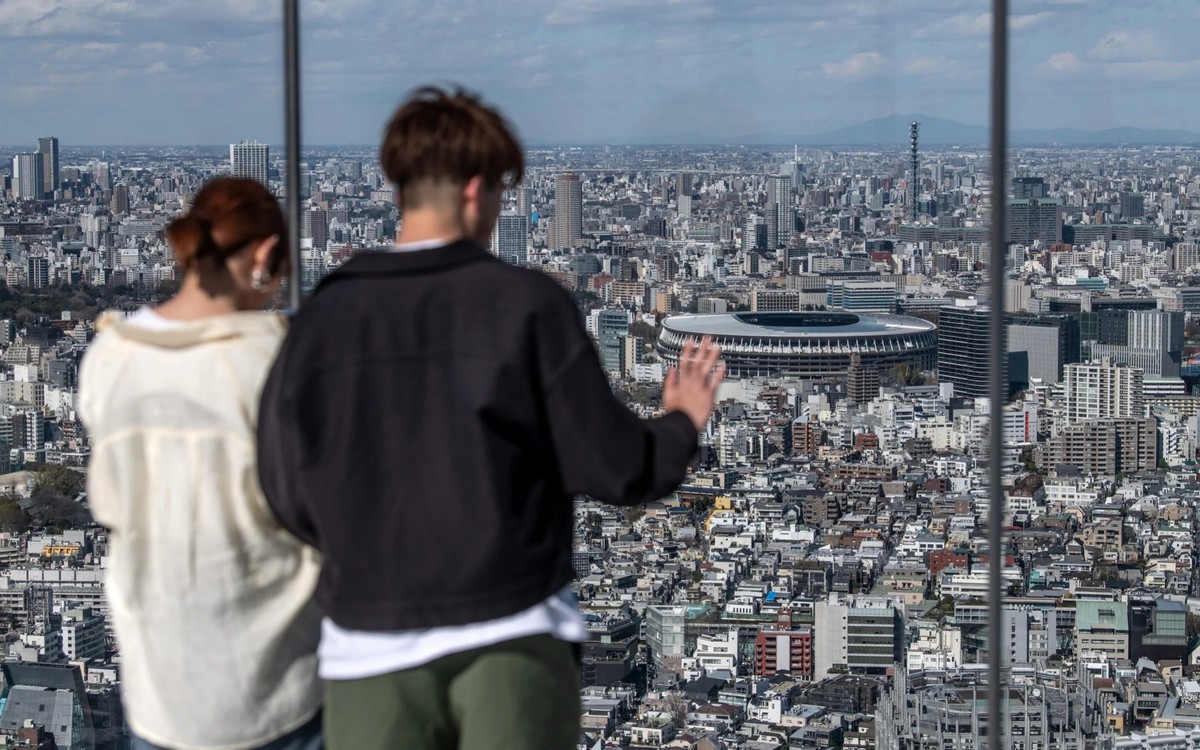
[3,0,1199,147]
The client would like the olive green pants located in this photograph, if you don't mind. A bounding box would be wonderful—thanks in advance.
[324,634,581,750]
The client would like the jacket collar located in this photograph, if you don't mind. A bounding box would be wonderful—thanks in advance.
[97,310,285,349]
[315,240,494,291]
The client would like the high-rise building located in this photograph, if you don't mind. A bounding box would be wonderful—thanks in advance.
[490,213,528,265]
[1174,242,1200,272]
[846,354,881,405]
[26,257,50,289]
[37,137,59,199]
[588,308,632,375]
[742,214,760,253]
[553,173,582,250]
[1063,358,1143,422]
[1119,192,1145,219]
[303,208,329,252]
[676,172,692,216]
[12,153,43,201]
[767,175,793,248]
[937,303,995,400]
[754,611,814,679]
[110,184,130,216]
[813,595,904,678]
[1008,198,1063,245]
[1012,176,1047,199]
[1092,309,1184,378]
[1006,314,1080,391]
[230,140,269,185]
[516,187,534,222]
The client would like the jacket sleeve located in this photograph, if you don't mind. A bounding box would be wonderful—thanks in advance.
[256,335,319,548]
[537,294,698,507]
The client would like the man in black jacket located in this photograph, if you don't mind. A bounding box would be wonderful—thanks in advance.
[257,86,723,750]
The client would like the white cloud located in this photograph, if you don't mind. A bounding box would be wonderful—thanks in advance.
[820,52,888,79]
[903,56,947,75]
[1103,59,1200,82]
[1044,51,1083,73]
[1089,30,1162,62]
[916,11,1051,38]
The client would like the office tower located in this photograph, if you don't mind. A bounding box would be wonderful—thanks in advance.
[937,303,994,400]
[813,595,903,678]
[37,137,59,198]
[1119,192,1145,219]
[589,308,631,375]
[767,175,793,248]
[12,153,43,201]
[553,173,582,250]
[676,172,692,216]
[303,208,329,251]
[490,213,528,265]
[230,140,269,185]
[834,280,897,313]
[909,121,920,220]
[1012,176,1047,199]
[1063,358,1143,422]
[644,605,687,671]
[26,257,49,289]
[517,187,534,221]
[765,204,779,251]
[110,184,130,216]
[741,214,760,253]
[1006,314,1080,391]
[1092,309,1184,378]
[93,161,112,191]
[1008,198,1063,245]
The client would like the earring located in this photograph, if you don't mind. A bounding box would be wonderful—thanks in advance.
[251,269,270,292]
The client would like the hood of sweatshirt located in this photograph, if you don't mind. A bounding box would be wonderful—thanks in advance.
[96,309,286,349]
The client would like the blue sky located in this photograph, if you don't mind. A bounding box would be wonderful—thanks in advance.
[2,0,1198,145]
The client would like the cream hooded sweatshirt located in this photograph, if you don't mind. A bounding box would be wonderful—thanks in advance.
[79,310,321,750]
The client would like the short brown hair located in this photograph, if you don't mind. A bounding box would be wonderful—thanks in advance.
[167,177,289,275]
[380,85,524,207]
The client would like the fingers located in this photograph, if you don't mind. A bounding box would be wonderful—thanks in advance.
[679,337,696,377]
[709,361,727,394]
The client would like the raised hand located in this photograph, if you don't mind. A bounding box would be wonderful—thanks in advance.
[663,335,725,431]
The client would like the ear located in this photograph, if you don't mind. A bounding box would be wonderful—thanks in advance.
[252,234,280,273]
[462,175,484,209]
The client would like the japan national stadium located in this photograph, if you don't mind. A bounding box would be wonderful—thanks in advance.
[656,312,937,378]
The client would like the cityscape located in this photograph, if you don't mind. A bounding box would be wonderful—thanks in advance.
[0,123,1199,748]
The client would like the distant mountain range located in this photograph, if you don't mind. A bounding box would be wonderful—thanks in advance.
[589,113,1200,146]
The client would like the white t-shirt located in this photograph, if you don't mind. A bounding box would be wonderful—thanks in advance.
[318,237,587,681]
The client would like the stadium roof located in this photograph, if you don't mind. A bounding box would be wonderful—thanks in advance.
[662,312,935,339]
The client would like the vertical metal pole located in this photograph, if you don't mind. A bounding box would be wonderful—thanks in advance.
[284,0,303,311]
[988,0,1009,748]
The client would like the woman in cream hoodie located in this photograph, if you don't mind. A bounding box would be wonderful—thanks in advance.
[80,178,322,750]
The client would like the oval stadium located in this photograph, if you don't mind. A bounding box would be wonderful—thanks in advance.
[656,312,937,378]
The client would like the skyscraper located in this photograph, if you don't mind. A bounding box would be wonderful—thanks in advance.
[676,172,692,216]
[553,173,582,250]
[937,303,996,400]
[516,187,534,222]
[37,137,59,199]
[490,213,528,265]
[230,140,269,185]
[767,175,793,248]
[12,153,43,201]
[303,208,329,252]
